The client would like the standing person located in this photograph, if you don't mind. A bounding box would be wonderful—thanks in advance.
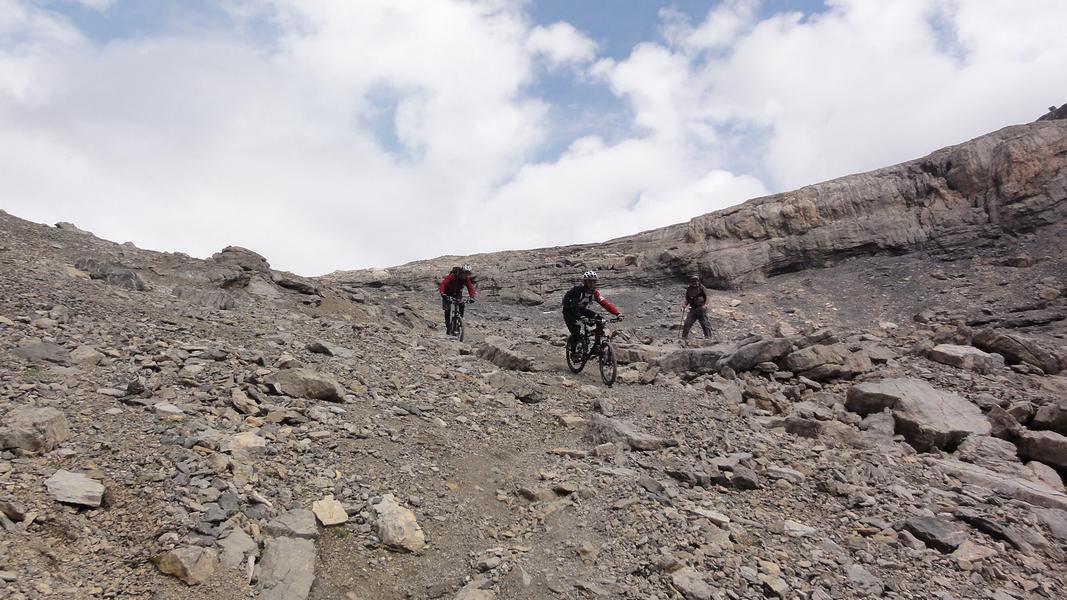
[439,265,475,335]
[682,274,712,344]
[562,271,621,353]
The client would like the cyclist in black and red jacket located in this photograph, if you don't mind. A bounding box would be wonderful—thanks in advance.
[439,265,475,335]
[562,271,621,353]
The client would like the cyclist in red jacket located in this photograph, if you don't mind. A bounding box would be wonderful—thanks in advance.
[439,265,475,335]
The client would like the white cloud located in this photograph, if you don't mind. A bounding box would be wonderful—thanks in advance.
[527,21,597,67]
[0,0,1063,275]
[601,0,1067,191]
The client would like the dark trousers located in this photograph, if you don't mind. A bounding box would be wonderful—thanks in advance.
[564,307,601,348]
[443,296,465,331]
[683,307,711,339]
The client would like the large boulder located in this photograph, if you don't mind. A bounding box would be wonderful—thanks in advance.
[209,246,270,272]
[846,378,989,451]
[1016,429,1067,470]
[927,344,1004,374]
[475,337,535,372]
[265,368,345,402]
[781,343,872,381]
[272,271,321,296]
[721,337,795,372]
[1033,400,1067,435]
[972,329,1066,374]
[73,257,146,290]
[0,407,71,454]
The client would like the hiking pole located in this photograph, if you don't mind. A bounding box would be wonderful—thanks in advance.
[678,307,686,341]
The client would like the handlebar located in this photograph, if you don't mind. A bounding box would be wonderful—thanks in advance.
[443,296,475,304]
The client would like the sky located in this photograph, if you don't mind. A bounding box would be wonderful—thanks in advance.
[2,0,1065,275]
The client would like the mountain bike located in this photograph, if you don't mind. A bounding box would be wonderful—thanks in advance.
[566,315,623,386]
[444,296,475,341]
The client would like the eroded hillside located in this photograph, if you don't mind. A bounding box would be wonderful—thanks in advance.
[1,117,1066,600]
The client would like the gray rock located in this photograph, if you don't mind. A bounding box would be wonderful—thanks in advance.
[173,286,235,310]
[156,546,218,585]
[257,537,316,600]
[955,435,1030,478]
[589,415,679,451]
[271,271,321,295]
[306,341,354,358]
[903,516,967,552]
[263,509,319,540]
[265,368,345,402]
[44,470,105,507]
[846,564,883,597]
[846,378,989,451]
[0,406,71,453]
[474,337,535,372]
[671,567,714,600]
[13,342,70,365]
[218,527,257,569]
[927,344,1004,373]
[73,257,146,290]
[1016,429,1067,470]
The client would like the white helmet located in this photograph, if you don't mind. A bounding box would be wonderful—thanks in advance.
[582,271,598,281]
[461,264,472,274]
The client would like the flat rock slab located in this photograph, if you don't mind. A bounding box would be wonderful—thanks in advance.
[13,343,70,365]
[258,537,316,600]
[927,344,1004,374]
[44,470,105,508]
[263,509,319,540]
[0,406,70,454]
[265,368,345,402]
[934,458,1067,512]
[903,517,967,552]
[373,494,426,552]
[156,546,218,585]
[973,329,1066,375]
[846,378,989,451]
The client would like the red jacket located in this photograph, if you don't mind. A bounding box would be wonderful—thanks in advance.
[439,272,475,298]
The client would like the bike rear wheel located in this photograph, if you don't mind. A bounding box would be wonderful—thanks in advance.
[566,335,588,374]
[599,342,617,386]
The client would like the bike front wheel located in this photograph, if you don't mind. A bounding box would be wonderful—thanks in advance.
[566,335,588,374]
[452,315,464,341]
[599,342,617,386]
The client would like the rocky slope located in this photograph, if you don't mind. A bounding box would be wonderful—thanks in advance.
[1,113,1066,600]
